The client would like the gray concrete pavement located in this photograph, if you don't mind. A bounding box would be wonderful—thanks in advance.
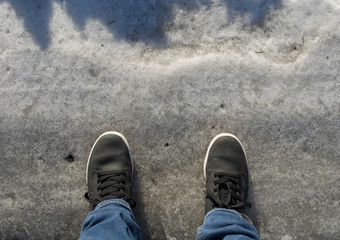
[0,1,339,239]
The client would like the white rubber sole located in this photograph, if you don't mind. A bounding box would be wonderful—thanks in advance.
[86,131,133,183]
[203,133,248,179]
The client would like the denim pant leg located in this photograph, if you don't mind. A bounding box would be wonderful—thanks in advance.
[79,199,141,240]
[196,208,261,240]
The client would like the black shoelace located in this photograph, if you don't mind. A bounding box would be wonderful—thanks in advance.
[208,172,251,210]
[85,170,136,207]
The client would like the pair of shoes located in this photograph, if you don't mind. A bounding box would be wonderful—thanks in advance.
[85,131,251,214]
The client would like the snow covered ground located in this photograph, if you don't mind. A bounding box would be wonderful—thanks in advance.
[0,0,339,239]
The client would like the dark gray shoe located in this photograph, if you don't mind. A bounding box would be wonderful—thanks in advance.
[85,131,135,208]
[204,133,251,214]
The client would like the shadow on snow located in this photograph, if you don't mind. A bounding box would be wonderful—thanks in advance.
[1,0,282,49]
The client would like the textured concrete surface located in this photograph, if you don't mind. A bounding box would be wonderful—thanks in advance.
[0,0,339,239]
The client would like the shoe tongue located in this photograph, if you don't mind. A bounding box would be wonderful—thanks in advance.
[217,182,232,207]
[219,189,231,199]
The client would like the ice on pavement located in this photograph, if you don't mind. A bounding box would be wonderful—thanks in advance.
[1,0,339,67]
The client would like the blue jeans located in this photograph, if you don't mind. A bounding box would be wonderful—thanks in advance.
[79,199,261,240]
